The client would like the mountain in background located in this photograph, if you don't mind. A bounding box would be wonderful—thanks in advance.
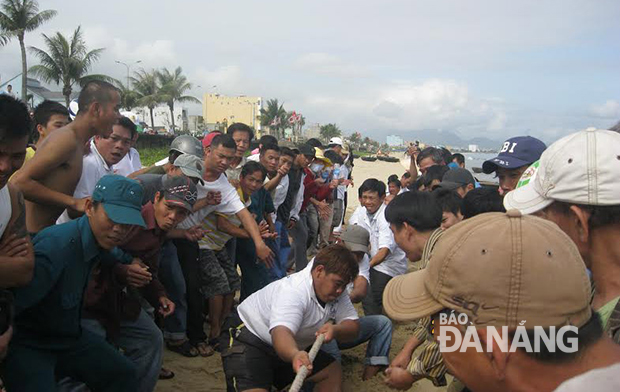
[375,129,503,149]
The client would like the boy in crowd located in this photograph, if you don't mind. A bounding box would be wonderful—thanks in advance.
[400,171,412,189]
[381,191,446,389]
[226,122,254,183]
[421,165,450,192]
[436,167,475,197]
[1,176,144,391]
[197,161,268,353]
[269,147,296,276]
[13,81,122,234]
[383,211,620,392]
[248,134,278,161]
[57,116,136,223]
[433,188,464,230]
[236,159,278,300]
[24,100,70,166]
[505,129,620,347]
[317,226,393,380]
[0,96,36,360]
[221,244,360,392]
[286,144,314,271]
[349,179,407,316]
[482,135,546,196]
[449,153,465,168]
[410,146,445,177]
[461,186,505,219]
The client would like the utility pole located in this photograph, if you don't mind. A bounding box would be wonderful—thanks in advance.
[115,60,142,88]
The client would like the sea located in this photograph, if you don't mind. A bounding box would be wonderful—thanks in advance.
[462,152,498,184]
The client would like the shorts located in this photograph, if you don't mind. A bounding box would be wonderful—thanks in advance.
[198,248,241,298]
[220,313,335,391]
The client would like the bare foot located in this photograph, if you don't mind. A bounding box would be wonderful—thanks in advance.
[362,365,384,381]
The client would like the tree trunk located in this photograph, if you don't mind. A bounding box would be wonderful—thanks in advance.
[168,102,175,132]
[149,107,155,130]
[19,33,27,103]
[63,82,71,107]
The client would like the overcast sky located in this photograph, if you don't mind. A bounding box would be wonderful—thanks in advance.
[1,0,619,143]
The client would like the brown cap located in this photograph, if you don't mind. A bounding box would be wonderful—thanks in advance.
[383,210,592,329]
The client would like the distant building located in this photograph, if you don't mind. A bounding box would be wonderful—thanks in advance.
[304,123,321,140]
[1,76,78,108]
[134,106,188,133]
[387,134,404,147]
[203,93,262,132]
[468,144,480,152]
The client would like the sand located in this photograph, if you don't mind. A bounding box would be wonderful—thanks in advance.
[155,158,448,392]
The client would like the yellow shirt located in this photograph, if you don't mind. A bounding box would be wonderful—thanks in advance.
[10,146,36,181]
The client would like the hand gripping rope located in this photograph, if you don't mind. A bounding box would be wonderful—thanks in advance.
[289,334,326,392]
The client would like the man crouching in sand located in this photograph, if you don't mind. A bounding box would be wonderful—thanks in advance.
[221,244,360,392]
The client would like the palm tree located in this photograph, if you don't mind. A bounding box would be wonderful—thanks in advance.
[259,98,287,139]
[0,0,56,101]
[131,69,161,130]
[29,26,111,106]
[320,123,342,142]
[116,82,140,111]
[157,67,199,132]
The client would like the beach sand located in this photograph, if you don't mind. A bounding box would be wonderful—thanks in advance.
[156,158,447,392]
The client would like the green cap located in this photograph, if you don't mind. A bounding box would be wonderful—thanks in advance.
[92,175,146,227]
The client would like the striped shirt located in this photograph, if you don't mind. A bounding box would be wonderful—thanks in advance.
[406,229,448,387]
[198,188,251,251]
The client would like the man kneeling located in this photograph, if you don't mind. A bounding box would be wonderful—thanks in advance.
[221,244,360,392]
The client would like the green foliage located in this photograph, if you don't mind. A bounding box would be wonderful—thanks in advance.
[28,25,108,106]
[319,123,341,141]
[259,98,288,139]
[0,0,57,101]
[140,146,169,167]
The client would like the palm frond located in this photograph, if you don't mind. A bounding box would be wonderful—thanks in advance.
[25,9,57,32]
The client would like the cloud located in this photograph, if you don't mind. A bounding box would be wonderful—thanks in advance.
[589,100,620,118]
[294,53,369,78]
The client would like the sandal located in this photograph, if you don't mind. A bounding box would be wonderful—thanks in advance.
[166,339,199,357]
[159,367,175,380]
[195,341,215,357]
[208,337,221,353]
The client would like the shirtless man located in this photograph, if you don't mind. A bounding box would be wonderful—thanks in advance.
[12,80,121,234]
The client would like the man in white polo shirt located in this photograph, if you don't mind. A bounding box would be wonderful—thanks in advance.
[349,178,408,315]
[221,244,360,392]
[56,116,135,224]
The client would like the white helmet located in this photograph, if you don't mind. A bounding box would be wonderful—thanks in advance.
[68,99,79,120]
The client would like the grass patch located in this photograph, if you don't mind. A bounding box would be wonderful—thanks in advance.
[140,147,169,166]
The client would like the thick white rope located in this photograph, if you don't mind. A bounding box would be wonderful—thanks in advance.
[289,334,326,392]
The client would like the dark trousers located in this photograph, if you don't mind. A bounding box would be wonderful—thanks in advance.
[1,330,137,392]
[174,238,206,344]
[236,238,273,302]
[362,269,393,316]
[288,211,309,272]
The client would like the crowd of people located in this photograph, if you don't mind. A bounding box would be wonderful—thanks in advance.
[0,80,618,392]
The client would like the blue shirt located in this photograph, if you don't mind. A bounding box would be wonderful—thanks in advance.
[12,215,131,346]
[249,188,275,224]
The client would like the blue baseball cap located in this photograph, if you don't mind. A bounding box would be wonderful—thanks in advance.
[92,175,146,227]
[482,136,547,174]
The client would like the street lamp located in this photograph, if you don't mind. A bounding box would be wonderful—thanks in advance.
[115,60,142,89]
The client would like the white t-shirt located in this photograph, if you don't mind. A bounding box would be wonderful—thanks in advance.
[553,363,620,392]
[178,172,245,229]
[56,140,116,224]
[247,153,260,162]
[348,203,408,277]
[114,148,142,177]
[271,174,289,222]
[238,264,359,349]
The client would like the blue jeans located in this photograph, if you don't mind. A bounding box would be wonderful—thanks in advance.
[81,310,163,392]
[321,315,392,366]
[267,221,289,281]
[158,241,187,341]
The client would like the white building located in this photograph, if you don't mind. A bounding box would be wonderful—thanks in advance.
[134,106,188,133]
[468,144,480,152]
